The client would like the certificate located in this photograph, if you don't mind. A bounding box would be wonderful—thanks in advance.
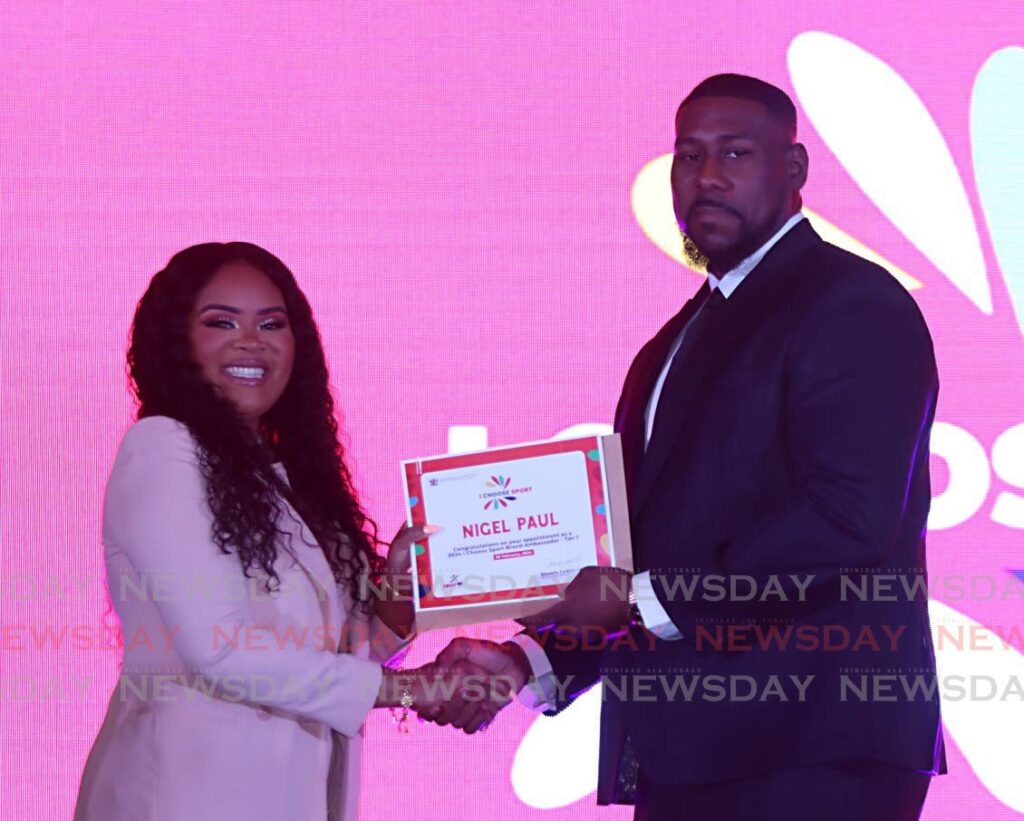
[401,434,633,630]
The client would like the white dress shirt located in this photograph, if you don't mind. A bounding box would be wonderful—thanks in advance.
[514,212,806,710]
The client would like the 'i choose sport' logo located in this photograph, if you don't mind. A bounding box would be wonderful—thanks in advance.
[479,475,533,510]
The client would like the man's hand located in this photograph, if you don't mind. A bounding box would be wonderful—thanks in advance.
[416,638,532,733]
[377,661,498,734]
[437,637,531,695]
[517,566,633,633]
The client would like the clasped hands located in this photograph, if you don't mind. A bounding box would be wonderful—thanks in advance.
[378,639,531,734]
[376,565,635,733]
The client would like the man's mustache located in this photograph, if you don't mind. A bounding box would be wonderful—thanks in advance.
[687,198,743,221]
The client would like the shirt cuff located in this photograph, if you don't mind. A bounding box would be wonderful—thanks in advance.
[633,571,683,641]
[507,633,557,712]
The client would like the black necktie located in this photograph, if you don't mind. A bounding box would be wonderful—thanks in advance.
[648,287,726,443]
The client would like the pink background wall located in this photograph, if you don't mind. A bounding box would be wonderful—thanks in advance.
[1,3,1021,818]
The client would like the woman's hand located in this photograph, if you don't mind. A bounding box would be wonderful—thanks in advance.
[373,522,440,638]
[375,662,500,735]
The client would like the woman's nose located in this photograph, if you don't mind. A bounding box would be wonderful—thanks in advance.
[234,326,265,350]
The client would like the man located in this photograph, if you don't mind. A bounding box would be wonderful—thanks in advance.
[436,74,945,820]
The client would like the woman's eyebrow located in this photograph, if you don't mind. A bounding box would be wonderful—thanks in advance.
[198,304,286,315]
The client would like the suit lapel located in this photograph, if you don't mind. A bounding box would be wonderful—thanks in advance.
[629,220,821,516]
[271,463,343,622]
[616,284,710,493]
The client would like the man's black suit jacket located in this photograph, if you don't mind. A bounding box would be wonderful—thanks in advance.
[530,220,946,803]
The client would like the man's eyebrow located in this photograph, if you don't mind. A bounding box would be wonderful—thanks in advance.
[198,304,287,315]
[675,132,757,146]
[675,131,757,148]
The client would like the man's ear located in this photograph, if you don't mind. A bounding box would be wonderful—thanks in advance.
[786,142,809,191]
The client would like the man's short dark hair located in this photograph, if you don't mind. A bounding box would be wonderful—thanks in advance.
[681,74,797,141]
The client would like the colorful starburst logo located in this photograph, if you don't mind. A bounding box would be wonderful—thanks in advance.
[483,475,517,509]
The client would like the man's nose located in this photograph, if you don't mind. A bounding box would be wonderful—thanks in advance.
[696,156,727,190]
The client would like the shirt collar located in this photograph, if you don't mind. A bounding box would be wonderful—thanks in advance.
[707,212,805,299]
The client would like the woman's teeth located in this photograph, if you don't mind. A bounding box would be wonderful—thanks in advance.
[225,366,267,379]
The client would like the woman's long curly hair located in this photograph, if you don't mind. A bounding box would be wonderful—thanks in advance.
[128,242,382,613]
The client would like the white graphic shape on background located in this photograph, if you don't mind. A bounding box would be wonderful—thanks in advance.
[971,46,1024,334]
[928,599,1024,812]
[448,425,489,454]
[552,423,614,441]
[990,423,1024,528]
[511,684,601,809]
[926,421,992,531]
[788,32,992,314]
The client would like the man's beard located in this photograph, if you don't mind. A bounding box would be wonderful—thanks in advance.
[681,220,773,275]
[681,232,710,273]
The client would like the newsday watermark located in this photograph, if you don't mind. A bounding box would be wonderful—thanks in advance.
[4,619,1021,654]
[0,671,1020,705]
[594,672,1021,703]
[3,569,1022,603]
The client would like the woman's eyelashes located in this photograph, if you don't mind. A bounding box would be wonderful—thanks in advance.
[202,317,288,331]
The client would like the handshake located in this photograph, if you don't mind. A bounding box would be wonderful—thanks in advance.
[377,638,533,734]
[372,559,635,733]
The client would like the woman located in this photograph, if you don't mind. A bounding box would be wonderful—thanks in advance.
[74,242,465,820]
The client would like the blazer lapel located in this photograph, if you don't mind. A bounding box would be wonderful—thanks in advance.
[271,463,343,623]
[616,283,710,494]
[630,220,821,516]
